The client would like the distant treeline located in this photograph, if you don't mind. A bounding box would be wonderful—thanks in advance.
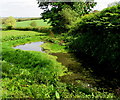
[1,17,41,24]
[2,26,52,33]
[16,17,41,22]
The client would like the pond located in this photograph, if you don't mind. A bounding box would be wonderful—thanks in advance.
[13,41,45,52]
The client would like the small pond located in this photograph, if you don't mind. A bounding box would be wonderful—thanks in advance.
[13,41,45,52]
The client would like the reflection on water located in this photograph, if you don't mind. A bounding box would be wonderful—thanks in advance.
[13,41,45,52]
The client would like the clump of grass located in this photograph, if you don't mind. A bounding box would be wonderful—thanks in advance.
[41,43,67,53]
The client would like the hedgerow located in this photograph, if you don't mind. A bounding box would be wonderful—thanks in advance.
[69,4,120,73]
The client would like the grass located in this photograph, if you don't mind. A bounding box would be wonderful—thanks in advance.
[41,43,67,53]
[1,30,116,99]
[2,30,40,41]
[2,19,50,28]
[2,30,67,98]
[15,19,50,27]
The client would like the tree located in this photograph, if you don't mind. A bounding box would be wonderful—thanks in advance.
[4,16,16,29]
[37,1,96,33]
[59,7,79,29]
[30,21,37,27]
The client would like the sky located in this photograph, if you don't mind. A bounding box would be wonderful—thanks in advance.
[0,0,120,17]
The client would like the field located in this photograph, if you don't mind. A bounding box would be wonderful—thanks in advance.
[15,19,50,27]
[1,19,50,28]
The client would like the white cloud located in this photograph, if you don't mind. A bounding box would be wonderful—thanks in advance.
[94,0,120,10]
[0,0,120,17]
[0,0,42,17]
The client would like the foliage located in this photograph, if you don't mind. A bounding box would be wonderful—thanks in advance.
[37,1,96,33]
[59,7,79,29]
[16,17,41,22]
[14,26,52,33]
[4,16,16,29]
[69,4,120,73]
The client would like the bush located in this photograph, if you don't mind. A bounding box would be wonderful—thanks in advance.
[16,17,41,22]
[30,21,37,27]
[4,16,16,30]
[69,4,120,73]
[12,26,52,33]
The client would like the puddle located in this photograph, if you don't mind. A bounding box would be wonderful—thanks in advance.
[13,41,45,52]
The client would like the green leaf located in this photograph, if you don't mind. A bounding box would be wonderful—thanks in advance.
[55,91,60,99]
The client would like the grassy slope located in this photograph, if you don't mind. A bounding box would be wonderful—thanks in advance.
[2,30,67,98]
[15,19,50,27]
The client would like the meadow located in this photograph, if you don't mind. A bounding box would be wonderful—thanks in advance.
[1,19,50,28]
[15,19,50,27]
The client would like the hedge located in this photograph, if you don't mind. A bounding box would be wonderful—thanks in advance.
[2,26,52,33]
[69,4,120,73]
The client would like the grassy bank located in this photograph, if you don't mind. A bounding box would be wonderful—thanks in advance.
[41,43,67,53]
[2,30,67,98]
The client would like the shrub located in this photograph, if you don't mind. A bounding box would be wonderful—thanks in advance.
[69,4,120,73]
[4,16,16,30]
[30,21,37,27]
[13,26,52,33]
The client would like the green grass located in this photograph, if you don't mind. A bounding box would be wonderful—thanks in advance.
[1,30,116,99]
[1,19,51,28]
[41,43,67,53]
[15,19,50,27]
[2,30,39,41]
[1,30,67,98]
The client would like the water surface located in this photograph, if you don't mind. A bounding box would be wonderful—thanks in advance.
[13,41,45,52]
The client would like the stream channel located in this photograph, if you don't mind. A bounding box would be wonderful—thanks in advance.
[13,41,103,89]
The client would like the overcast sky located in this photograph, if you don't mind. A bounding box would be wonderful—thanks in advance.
[0,0,120,17]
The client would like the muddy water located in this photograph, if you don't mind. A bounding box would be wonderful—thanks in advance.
[51,53,97,86]
[13,41,45,52]
[51,53,120,94]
